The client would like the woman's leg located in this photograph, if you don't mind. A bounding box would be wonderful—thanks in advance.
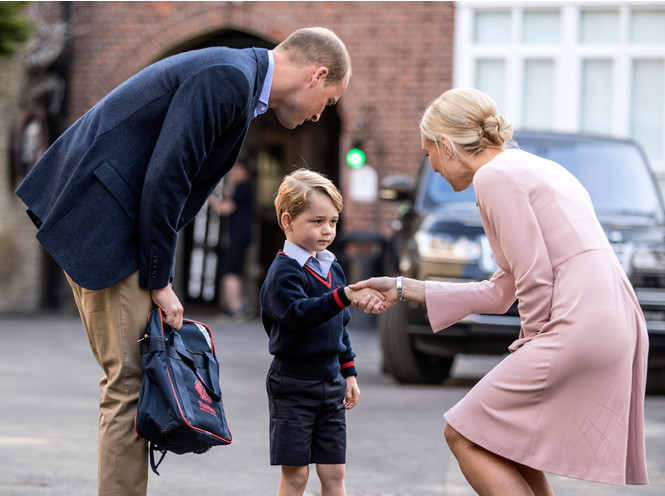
[515,462,555,496]
[444,424,553,496]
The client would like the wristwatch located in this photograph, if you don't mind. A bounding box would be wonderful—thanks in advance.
[396,276,405,301]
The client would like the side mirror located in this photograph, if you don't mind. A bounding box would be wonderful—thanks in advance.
[379,175,415,201]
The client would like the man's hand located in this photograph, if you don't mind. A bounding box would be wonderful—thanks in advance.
[150,285,184,330]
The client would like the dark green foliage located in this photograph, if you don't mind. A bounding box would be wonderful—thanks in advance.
[0,2,33,57]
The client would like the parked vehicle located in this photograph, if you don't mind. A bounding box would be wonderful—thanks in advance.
[379,131,665,393]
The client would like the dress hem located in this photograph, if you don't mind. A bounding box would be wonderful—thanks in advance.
[444,412,648,486]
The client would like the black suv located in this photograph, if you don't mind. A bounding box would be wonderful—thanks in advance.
[379,131,665,394]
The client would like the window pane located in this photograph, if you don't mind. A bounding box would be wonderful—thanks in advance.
[580,59,613,134]
[631,10,665,44]
[474,11,511,44]
[475,59,505,111]
[580,10,619,43]
[523,11,560,44]
[523,59,555,130]
[632,59,664,161]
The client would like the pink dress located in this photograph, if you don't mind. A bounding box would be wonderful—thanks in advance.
[425,149,649,485]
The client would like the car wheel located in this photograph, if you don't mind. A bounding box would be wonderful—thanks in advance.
[646,367,665,395]
[379,303,453,384]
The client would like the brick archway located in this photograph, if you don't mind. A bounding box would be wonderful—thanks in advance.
[69,2,301,119]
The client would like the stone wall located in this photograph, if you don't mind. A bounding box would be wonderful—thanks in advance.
[0,57,43,311]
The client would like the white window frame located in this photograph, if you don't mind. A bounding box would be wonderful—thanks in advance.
[454,1,665,174]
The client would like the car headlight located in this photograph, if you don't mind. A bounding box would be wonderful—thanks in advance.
[632,246,665,272]
[414,232,482,262]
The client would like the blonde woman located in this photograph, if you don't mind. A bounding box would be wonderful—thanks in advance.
[352,87,649,494]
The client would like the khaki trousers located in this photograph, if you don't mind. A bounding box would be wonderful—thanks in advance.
[66,271,153,496]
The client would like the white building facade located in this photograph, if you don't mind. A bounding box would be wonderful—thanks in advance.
[455,1,665,183]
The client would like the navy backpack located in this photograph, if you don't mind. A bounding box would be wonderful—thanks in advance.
[135,308,232,474]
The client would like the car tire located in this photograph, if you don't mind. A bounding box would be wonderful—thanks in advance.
[646,367,665,395]
[379,303,453,384]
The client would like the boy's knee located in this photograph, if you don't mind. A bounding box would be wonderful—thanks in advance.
[317,463,345,485]
[281,465,309,490]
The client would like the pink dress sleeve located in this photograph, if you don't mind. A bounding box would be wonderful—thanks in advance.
[425,269,516,331]
[473,163,554,344]
[424,159,555,351]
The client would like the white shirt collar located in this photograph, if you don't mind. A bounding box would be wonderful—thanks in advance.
[253,50,273,118]
[282,240,336,279]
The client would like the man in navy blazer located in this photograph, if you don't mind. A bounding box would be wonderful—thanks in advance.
[16,27,351,496]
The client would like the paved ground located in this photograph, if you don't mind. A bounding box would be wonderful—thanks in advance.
[0,309,663,495]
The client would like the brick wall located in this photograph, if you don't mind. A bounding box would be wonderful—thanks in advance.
[65,0,454,233]
[2,1,454,311]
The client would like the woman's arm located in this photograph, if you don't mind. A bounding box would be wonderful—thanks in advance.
[348,276,425,312]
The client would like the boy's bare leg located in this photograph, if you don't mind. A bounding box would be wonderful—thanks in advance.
[316,464,346,496]
[279,465,309,496]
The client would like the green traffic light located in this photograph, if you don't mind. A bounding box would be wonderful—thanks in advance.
[346,147,366,168]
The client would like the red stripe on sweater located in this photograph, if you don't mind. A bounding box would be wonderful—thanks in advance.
[304,265,332,288]
[333,288,347,309]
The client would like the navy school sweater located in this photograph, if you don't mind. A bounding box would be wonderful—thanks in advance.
[259,251,357,381]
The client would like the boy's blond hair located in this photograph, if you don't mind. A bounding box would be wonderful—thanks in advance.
[275,168,343,231]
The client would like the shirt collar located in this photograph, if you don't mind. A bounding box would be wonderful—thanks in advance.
[282,240,336,279]
[253,50,273,118]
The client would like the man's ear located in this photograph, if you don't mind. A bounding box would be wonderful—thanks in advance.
[310,66,329,86]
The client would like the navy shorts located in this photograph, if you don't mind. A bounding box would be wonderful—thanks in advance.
[266,368,347,466]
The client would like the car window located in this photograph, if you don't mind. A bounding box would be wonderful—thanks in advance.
[420,162,477,210]
[419,136,663,220]
[517,136,662,218]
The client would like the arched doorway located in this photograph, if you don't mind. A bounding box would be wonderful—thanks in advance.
[171,29,341,311]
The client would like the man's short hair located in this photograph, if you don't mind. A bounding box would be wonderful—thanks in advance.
[276,27,351,86]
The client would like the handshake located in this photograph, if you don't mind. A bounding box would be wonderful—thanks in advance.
[344,276,412,314]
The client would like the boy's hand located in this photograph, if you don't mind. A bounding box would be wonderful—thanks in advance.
[349,277,399,313]
[344,286,386,313]
[344,375,360,410]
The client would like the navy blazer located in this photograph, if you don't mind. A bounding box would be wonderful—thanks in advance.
[16,47,269,290]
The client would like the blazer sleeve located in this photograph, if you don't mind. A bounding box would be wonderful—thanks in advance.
[138,65,251,289]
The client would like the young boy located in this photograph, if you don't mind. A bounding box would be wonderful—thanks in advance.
[260,168,384,496]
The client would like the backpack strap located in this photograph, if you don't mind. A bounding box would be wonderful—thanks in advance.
[171,332,222,401]
[149,443,168,475]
